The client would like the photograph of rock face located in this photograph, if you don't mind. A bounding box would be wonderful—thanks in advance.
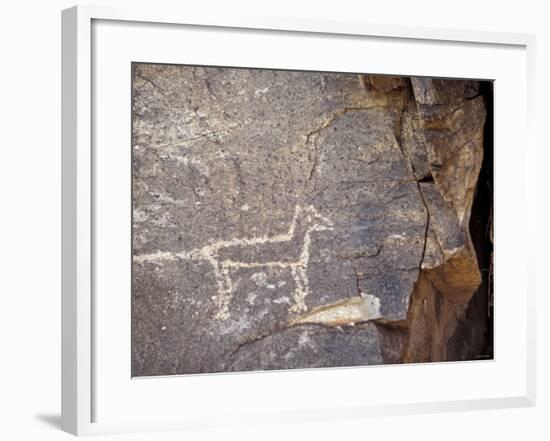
[132,63,493,377]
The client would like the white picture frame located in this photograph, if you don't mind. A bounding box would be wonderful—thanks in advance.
[62,5,536,436]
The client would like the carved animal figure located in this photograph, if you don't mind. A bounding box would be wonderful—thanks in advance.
[135,205,334,319]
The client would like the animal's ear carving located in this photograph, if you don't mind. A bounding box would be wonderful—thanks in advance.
[304,205,334,231]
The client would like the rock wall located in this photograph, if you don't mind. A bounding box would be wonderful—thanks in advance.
[131,64,492,376]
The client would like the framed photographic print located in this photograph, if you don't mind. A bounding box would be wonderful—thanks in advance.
[62,5,536,436]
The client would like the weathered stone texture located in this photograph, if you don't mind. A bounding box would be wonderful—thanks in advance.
[132,65,490,376]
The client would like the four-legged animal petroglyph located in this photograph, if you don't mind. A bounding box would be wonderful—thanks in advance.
[134,205,334,319]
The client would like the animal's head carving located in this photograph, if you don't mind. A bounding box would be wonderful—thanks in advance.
[301,205,334,231]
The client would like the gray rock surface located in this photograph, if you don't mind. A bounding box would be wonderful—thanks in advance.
[132,65,489,376]
[225,323,384,372]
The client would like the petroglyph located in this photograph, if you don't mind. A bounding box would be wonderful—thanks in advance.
[132,65,492,376]
[134,205,334,319]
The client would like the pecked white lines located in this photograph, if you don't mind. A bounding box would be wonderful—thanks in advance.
[134,205,334,319]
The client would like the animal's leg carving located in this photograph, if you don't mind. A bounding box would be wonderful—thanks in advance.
[212,260,233,320]
[289,265,309,314]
